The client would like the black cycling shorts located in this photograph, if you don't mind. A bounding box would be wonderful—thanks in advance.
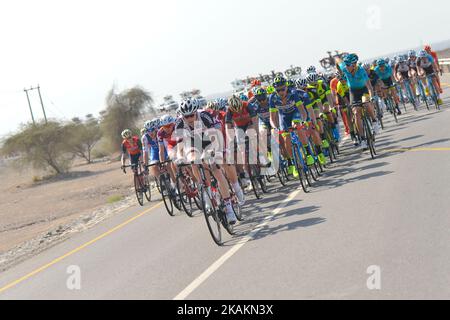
[350,87,369,104]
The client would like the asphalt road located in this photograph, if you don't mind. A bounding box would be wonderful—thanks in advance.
[1,84,450,300]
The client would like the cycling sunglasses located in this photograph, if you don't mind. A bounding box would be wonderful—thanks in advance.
[256,94,267,101]
[275,86,287,92]
[184,113,196,119]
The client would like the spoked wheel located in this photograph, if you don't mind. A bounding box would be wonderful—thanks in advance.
[134,174,145,206]
[277,168,288,186]
[232,198,244,222]
[249,165,263,199]
[176,174,196,217]
[364,117,376,159]
[293,147,308,193]
[160,175,174,216]
[201,186,222,246]
[143,174,151,202]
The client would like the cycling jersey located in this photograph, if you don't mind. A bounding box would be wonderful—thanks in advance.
[249,99,270,127]
[157,123,179,154]
[337,81,350,98]
[142,132,162,163]
[176,111,220,150]
[268,88,305,114]
[417,54,434,69]
[367,69,380,87]
[122,136,142,156]
[374,64,393,81]
[339,62,370,90]
[408,58,418,70]
[225,101,257,129]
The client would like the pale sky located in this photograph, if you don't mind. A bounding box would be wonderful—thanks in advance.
[1,0,449,137]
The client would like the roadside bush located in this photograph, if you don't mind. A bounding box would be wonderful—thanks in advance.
[1,120,73,174]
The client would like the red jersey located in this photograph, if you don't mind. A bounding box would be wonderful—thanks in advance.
[122,136,142,156]
[225,101,257,128]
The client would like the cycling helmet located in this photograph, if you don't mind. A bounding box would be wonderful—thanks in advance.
[153,118,161,129]
[286,79,295,88]
[377,59,386,67]
[344,53,359,66]
[424,45,431,52]
[228,95,243,113]
[306,66,317,74]
[206,100,218,110]
[121,129,132,139]
[307,73,319,84]
[266,86,275,94]
[212,99,227,112]
[418,50,428,58]
[179,98,199,116]
[296,78,308,88]
[160,114,176,126]
[408,50,417,57]
[397,55,406,63]
[144,120,153,131]
[273,76,287,88]
[254,87,267,100]
[239,93,248,101]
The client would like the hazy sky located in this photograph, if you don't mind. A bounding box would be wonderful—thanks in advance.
[1,0,449,136]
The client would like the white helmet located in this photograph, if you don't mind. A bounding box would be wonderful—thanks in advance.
[160,115,176,126]
[179,98,199,116]
[144,120,153,131]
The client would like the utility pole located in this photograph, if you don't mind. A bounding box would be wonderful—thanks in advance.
[23,85,48,124]
[37,85,47,124]
[24,88,36,125]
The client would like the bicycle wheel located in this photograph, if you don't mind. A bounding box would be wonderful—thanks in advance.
[143,174,151,202]
[388,98,398,123]
[201,186,222,246]
[134,174,144,206]
[293,146,308,193]
[249,165,263,199]
[160,174,174,216]
[176,173,195,217]
[375,99,384,130]
[364,116,376,159]
[220,207,235,236]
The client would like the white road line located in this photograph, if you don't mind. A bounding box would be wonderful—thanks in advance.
[173,188,303,300]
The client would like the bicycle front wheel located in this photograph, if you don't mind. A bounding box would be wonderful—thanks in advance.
[201,186,222,246]
[134,174,144,206]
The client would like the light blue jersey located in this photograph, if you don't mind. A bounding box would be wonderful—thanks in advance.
[374,64,393,81]
[339,62,369,90]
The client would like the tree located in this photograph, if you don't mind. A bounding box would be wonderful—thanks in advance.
[1,120,73,174]
[66,116,102,164]
[100,86,154,151]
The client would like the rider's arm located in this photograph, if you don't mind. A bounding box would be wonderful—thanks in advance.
[121,143,127,167]
[366,80,375,98]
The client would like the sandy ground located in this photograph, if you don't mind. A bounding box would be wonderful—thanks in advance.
[0,158,134,256]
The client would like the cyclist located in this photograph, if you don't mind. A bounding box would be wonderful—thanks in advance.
[306,72,340,142]
[337,53,378,150]
[225,95,259,185]
[204,101,245,205]
[394,55,416,105]
[157,115,179,192]
[424,45,444,94]
[175,98,238,225]
[142,119,163,180]
[269,76,326,174]
[121,129,143,172]
[374,59,402,115]
[417,50,442,105]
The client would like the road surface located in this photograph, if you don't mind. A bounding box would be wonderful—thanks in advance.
[1,84,450,300]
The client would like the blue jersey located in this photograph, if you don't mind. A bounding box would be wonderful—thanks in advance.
[250,99,270,121]
[268,88,305,115]
[417,54,434,69]
[374,64,393,81]
[339,62,369,90]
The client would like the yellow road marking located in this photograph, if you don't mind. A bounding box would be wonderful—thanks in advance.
[384,147,450,152]
[0,201,164,295]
